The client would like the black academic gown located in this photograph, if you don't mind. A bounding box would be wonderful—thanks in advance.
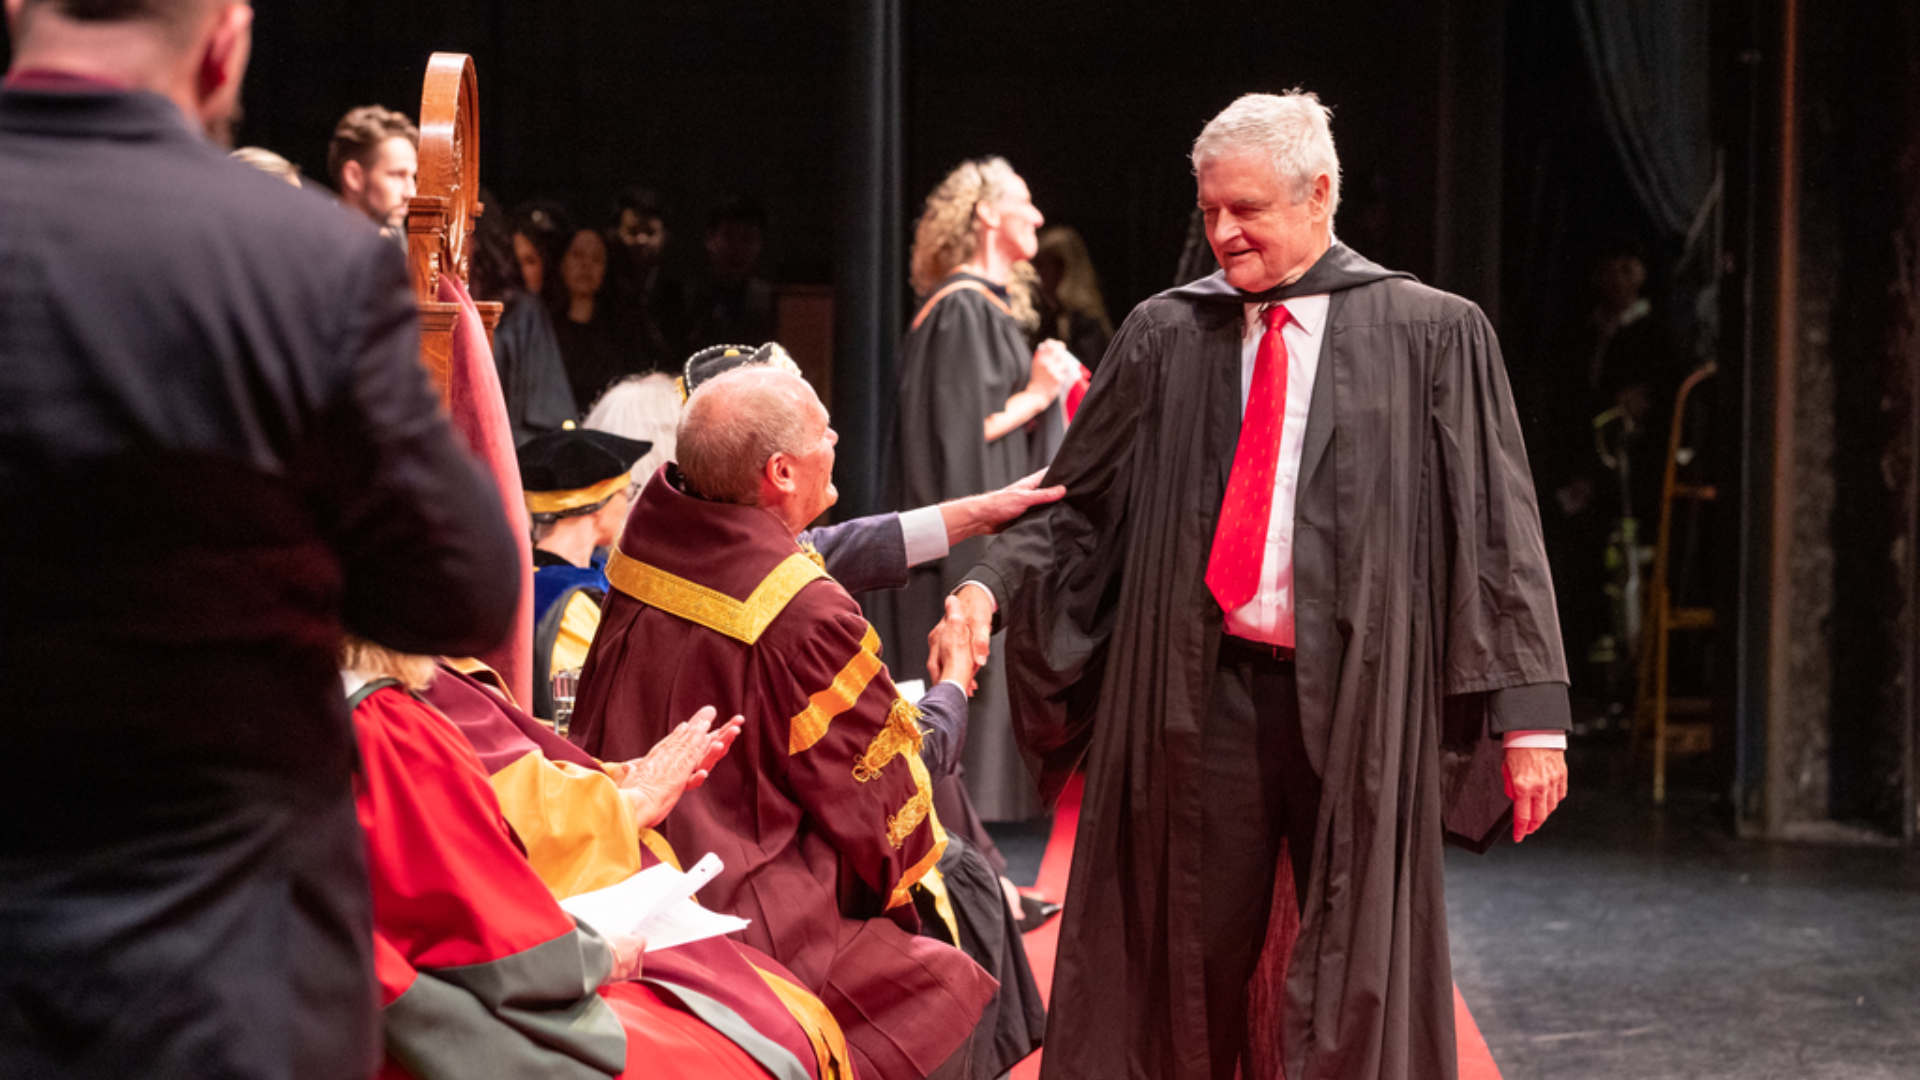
[969,245,1569,1080]
[880,272,1065,821]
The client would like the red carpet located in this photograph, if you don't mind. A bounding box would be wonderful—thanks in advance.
[1008,775,1504,1080]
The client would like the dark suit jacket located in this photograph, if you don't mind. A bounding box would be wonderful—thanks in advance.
[804,513,908,594]
[0,86,519,1078]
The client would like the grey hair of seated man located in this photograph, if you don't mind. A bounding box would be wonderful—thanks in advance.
[676,366,814,507]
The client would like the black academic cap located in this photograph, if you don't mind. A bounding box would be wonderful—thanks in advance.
[678,341,804,403]
[516,425,651,515]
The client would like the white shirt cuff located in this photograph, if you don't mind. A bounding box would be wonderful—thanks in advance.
[899,506,950,567]
[1502,731,1568,750]
[956,580,999,613]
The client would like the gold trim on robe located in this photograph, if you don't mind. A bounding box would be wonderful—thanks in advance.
[915,866,963,945]
[885,753,946,910]
[525,473,630,515]
[790,626,884,756]
[752,964,854,1080]
[853,697,925,782]
[604,547,826,645]
[636,827,682,871]
[488,751,641,900]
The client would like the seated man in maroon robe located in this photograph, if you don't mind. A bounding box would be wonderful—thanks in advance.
[568,366,999,1080]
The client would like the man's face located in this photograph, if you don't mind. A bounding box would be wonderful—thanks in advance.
[787,386,839,526]
[982,173,1044,264]
[347,136,418,228]
[1198,151,1331,292]
[617,209,668,261]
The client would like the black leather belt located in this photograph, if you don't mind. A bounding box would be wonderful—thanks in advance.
[1218,634,1296,665]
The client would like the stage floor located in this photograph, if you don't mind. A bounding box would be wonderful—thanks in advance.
[1447,740,1920,1079]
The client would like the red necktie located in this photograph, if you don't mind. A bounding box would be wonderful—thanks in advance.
[1206,303,1293,641]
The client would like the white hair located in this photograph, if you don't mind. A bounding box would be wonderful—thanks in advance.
[1192,91,1342,220]
[584,373,679,483]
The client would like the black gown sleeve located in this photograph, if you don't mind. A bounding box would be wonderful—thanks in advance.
[972,310,1159,791]
[1431,302,1570,729]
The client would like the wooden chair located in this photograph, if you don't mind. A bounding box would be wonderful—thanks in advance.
[406,52,503,401]
[401,51,534,711]
[1633,362,1719,803]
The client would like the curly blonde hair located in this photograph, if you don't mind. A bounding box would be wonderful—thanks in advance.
[910,157,1038,331]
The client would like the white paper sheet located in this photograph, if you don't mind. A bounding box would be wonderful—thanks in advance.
[558,852,750,951]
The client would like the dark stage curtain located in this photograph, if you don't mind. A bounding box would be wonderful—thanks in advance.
[1572,0,1715,238]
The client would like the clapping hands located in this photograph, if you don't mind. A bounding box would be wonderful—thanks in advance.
[612,706,745,828]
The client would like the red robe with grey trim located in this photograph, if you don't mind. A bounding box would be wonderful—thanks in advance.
[569,469,997,1080]
[352,684,783,1080]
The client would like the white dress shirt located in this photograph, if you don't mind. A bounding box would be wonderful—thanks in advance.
[1227,297,1562,751]
[961,298,1564,749]
[1221,295,1328,645]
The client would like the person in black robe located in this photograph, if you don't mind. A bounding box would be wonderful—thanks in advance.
[934,92,1571,1080]
[878,156,1079,825]
[470,190,579,442]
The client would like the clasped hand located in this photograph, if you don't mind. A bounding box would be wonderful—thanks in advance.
[928,587,995,696]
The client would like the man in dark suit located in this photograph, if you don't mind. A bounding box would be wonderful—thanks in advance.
[0,2,521,1077]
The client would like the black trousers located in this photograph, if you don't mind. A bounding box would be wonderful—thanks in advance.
[1200,638,1322,1080]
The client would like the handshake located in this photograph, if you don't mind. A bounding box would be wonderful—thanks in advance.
[927,584,997,696]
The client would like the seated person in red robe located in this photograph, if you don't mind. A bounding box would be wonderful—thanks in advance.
[567,366,1004,1080]
[341,637,825,1080]
[420,656,863,1080]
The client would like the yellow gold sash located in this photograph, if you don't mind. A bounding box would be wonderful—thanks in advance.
[603,547,826,645]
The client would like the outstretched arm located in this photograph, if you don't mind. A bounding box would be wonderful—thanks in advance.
[937,469,1067,548]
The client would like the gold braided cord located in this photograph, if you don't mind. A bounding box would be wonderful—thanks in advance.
[886,751,939,849]
[789,625,883,755]
[798,539,826,572]
[886,753,948,908]
[603,547,826,645]
[853,698,925,782]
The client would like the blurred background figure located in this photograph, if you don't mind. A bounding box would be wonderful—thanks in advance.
[1538,240,1683,719]
[552,227,630,413]
[470,189,578,443]
[230,146,302,187]
[509,198,575,319]
[681,196,776,353]
[326,104,417,234]
[1031,224,1114,372]
[602,186,683,372]
[878,156,1078,825]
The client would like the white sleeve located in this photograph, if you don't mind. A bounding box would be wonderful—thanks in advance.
[1501,731,1568,750]
[898,506,951,567]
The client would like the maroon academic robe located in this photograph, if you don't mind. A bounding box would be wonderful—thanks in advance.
[350,681,804,1080]
[569,467,997,1080]
[420,663,850,1079]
